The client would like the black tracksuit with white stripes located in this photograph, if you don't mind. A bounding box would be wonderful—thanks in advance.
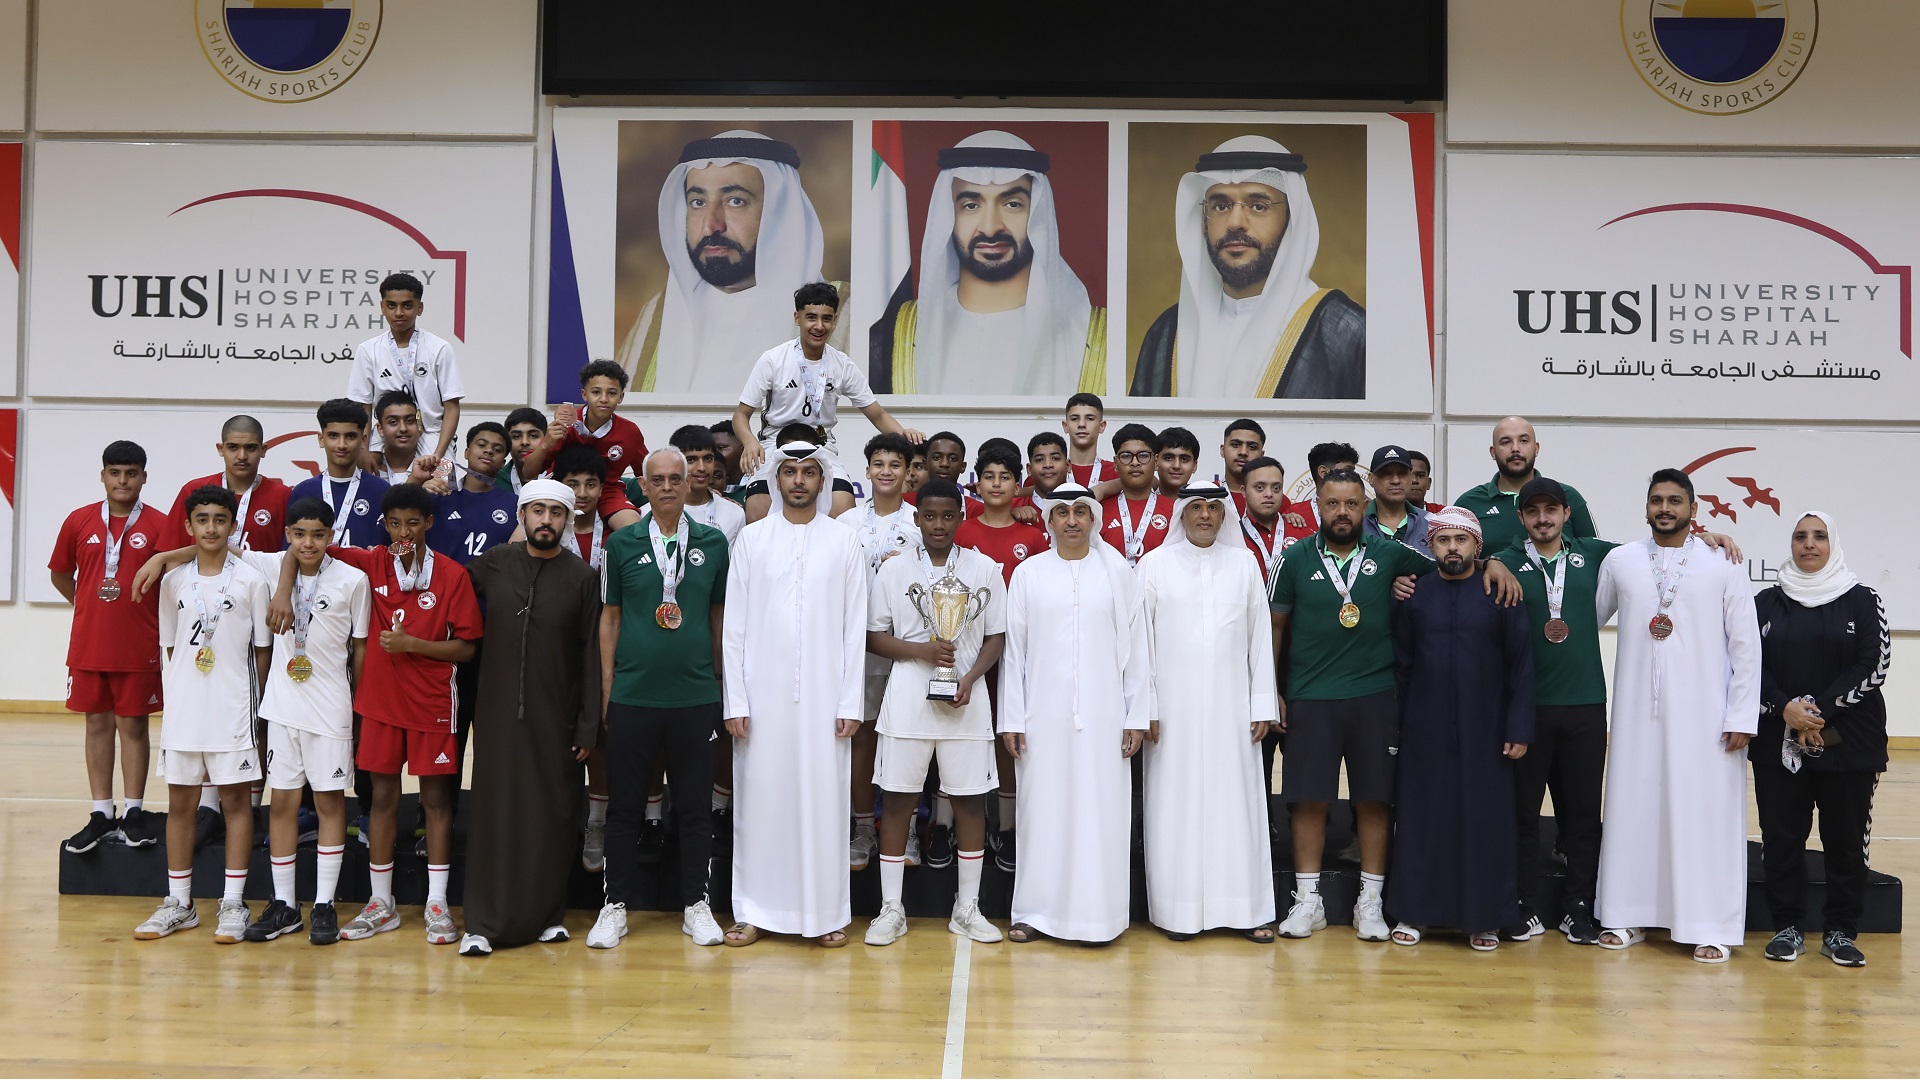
[1751,583,1891,936]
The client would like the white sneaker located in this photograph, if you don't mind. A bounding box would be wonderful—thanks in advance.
[539,924,569,943]
[904,818,922,867]
[341,896,399,940]
[212,899,250,944]
[949,899,1003,943]
[459,933,492,956]
[134,897,199,940]
[588,903,628,949]
[1354,896,1391,942]
[683,899,724,946]
[865,899,909,946]
[849,820,878,871]
[424,901,458,944]
[1277,894,1327,938]
[581,821,607,872]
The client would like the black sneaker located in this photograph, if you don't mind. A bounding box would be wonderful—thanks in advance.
[637,818,668,865]
[65,811,119,854]
[1558,900,1600,946]
[924,822,954,869]
[1764,926,1804,961]
[1503,909,1545,941]
[309,901,341,945]
[193,806,225,852]
[244,899,304,942]
[118,807,161,848]
[991,828,1017,873]
[1821,930,1865,967]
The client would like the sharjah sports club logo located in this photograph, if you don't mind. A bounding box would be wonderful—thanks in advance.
[129,533,149,549]
[688,548,707,566]
[1012,544,1030,559]
[1149,515,1168,531]
[352,499,369,516]
[253,508,271,526]
[1622,1,1816,115]
[491,509,509,524]
[417,591,437,610]
[606,446,624,461]
[196,1,383,104]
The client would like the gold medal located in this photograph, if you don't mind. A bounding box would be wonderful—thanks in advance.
[194,645,216,673]
[97,578,122,603]
[287,654,313,682]
[655,602,683,630]
[1338,602,1361,629]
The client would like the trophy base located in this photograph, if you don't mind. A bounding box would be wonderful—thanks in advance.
[926,680,959,702]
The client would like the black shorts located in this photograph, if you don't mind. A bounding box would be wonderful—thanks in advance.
[1280,690,1398,805]
[741,477,855,499]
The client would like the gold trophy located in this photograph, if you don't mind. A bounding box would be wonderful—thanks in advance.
[907,563,992,702]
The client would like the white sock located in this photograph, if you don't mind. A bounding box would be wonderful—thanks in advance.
[223,868,247,904]
[645,794,665,822]
[168,869,193,905]
[125,798,143,813]
[199,784,218,811]
[879,854,906,905]
[369,862,394,905]
[314,845,343,907]
[998,793,1016,831]
[427,863,450,906]
[587,794,608,826]
[250,784,263,808]
[934,794,954,828]
[1295,872,1322,899]
[1360,871,1385,903]
[271,855,297,906]
[93,799,114,817]
[854,811,875,830]
[711,785,731,811]
[956,850,985,908]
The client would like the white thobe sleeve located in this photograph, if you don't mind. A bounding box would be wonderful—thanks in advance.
[1245,564,1279,724]
[1117,565,1152,732]
[998,565,1031,734]
[1594,552,1620,626]
[722,530,753,719]
[838,532,867,722]
[1720,569,1762,735]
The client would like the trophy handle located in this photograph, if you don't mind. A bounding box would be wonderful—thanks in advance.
[906,583,931,629]
[967,586,992,626]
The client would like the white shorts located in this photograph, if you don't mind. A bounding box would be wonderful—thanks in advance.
[266,723,354,792]
[162,747,263,787]
[874,734,998,796]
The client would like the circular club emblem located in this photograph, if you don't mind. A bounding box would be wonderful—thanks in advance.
[688,548,707,566]
[352,499,370,517]
[416,591,437,610]
[1149,514,1168,530]
[1569,552,1587,568]
[314,594,332,612]
[253,509,271,526]
[1280,536,1300,551]
[1622,0,1817,115]
[128,532,149,549]
[492,508,510,524]
[1360,559,1379,577]
[413,363,429,379]
[1012,543,1030,559]
[196,0,384,104]
[607,445,624,461]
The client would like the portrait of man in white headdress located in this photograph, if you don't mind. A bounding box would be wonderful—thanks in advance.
[615,125,852,396]
[872,129,1105,397]
[1131,134,1365,400]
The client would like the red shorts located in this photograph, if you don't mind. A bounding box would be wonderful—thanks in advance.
[67,669,163,717]
[356,716,459,777]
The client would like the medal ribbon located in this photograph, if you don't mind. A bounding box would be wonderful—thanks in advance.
[797,355,826,421]
[1648,536,1694,620]
[648,513,689,609]
[394,543,434,593]
[1525,539,1568,623]
[99,501,143,583]
[384,331,420,402]
[291,556,331,658]
[1118,495,1152,567]
[565,515,606,570]
[1241,515,1280,587]
[1316,539,1366,612]
[230,477,260,551]
[321,472,363,544]
[191,554,238,650]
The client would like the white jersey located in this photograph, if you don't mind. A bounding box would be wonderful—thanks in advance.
[157,557,274,753]
[349,327,465,450]
[854,500,922,720]
[683,493,746,547]
[868,546,1007,741]
[242,552,372,740]
[738,339,874,438]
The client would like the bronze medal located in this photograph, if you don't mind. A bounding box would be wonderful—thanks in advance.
[287,654,313,683]
[1338,602,1361,629]
[194,645,216,673]
[97,578,122,603]
[1543,618,1569,644]
[1649,614,1674,640]
[655,601,683,630]
[387,539,415,558]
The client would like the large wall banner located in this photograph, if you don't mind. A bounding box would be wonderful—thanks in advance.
[25,141,533,408]
[34,0,535,136]
[1443,421,1919,630]
[546,108,1436,415]
[1446,152,1918,422]
[1449,1,1920,147]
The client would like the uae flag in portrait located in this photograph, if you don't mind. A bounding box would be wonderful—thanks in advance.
[868,120,914,391]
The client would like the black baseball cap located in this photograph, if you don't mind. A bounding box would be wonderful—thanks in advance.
[1518,476,1567,507]
[1369,445,1413,473]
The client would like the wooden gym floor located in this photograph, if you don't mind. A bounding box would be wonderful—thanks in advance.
[2,712,1916,1078]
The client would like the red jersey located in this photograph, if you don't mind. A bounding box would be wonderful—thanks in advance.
[50,501,175,672]
[554,413,649,484]
[329,545,483,732]
[956,516,1051,586]
[903,488,987,520]
[1425,501,1446,514]
[170,474,291,553]
[1232,492,1317,547]
[1100,492,1174,563]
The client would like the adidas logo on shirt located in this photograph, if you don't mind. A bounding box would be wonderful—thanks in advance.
[86,534,102,544]
[331,767,347,779]
[1310,571,1325,581]
[434,752,450,764]
[375,585,388,596]
[239,759,253,772]
[148,694,159,705]
[447,510,461,520]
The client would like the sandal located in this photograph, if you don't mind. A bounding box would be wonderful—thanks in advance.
[818,930,848,948]
[1692,943,1730,964]
[1390,922,1421,946]
[1242,924,1276,944]
[723,923,760,948]
[1598,927,1645,950]
[1470,932,1500,952]
[1008,922,1041,944]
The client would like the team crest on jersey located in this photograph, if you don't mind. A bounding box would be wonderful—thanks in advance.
[195,1,384,104]
[220,597,235,610]
[1012,544,1030,559]
[492,508,510,524]
[1149,515,1168,530]
[1360,560,1378,576]
[1569,553,1586,568]
[417,591,437,610]
[414,363,429,379]
[607,446,624,461]
[352,499,370,517]
[129,533,149,549]
[253,509,271,526]
[688,548,706,566]
[315,594,332,612]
